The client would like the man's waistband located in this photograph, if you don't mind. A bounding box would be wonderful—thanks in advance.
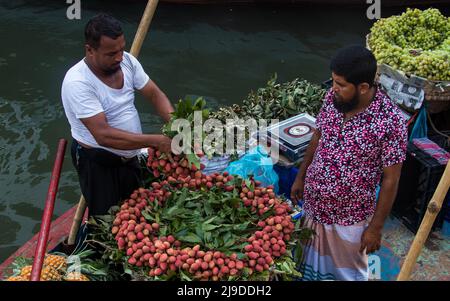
[120,156,134,163]
[73,139,137,167]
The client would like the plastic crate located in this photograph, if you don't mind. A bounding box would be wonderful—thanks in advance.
[392,140,450,233]
[428,135,450,223]
[274,164,299,199]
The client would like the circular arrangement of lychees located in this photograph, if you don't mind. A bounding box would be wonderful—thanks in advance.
[111,147,295,280]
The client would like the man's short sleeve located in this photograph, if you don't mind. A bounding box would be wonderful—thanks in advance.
[128,53,150,90]
[62,81,103,119]
[381,114,408,168]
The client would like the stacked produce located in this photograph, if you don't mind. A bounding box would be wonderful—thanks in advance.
[3,84,314,282]
[159,77,325,160]
[146,147,205,180]
[116,97,307,280]
[210,75,326,123]
[85,145,309,281]
[368,8,450,81]
[4,253,90,281]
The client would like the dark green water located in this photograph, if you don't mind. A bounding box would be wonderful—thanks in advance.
[0,0,446,262]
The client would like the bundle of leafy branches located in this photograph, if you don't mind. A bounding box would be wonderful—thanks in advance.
[161,97,216,157]
[160,75,326,159]
[210,74,326,123]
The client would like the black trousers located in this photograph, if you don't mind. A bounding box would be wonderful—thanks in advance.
[71,139,142,216]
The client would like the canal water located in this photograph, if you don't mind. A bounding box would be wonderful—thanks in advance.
[0,0,444,262]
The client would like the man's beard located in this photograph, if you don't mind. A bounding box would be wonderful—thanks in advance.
[103,64,121,75]
[333,93,359,113]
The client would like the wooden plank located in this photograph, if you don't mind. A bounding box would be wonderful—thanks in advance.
[397,162,450,281]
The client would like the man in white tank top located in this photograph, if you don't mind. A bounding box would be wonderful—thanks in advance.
[61,13,174,216]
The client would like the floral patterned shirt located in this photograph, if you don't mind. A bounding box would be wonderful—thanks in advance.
[303,88,407,226]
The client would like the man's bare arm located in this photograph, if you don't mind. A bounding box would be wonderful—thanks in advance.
[369,163,403,231]
[360,162,403,254]
[80,112,171,151]
[139,79,174,123]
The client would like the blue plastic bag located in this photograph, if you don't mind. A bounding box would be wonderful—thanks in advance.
[224,146,279,193]
[409,105,428,142]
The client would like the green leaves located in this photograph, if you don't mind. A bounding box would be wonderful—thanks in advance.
[172,97,201,119]
[179,233,203,244]
[202,223,221,232]
[155,187,257,252]
[222,237,237,249]
[141,209,154,222]
[161,96,210,156]
[223,75,326,121]
[179,269,193,281]
[165,206,185,218]
[270,254,302,281]
[186,153,200,170]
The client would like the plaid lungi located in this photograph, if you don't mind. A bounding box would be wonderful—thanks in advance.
[298,215,371,281]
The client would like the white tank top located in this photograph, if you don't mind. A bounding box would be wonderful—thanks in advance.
[61,52,149,158]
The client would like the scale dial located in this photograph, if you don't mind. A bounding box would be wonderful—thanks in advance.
[284,123,311,137]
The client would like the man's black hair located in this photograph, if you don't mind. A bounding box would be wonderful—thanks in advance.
[330,45,377,87]
[85,13,123,49]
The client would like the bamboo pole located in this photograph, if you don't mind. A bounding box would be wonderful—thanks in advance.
[397,161,450,281]
[66,0,160,248]
[67,195,87,245]
[130,0,159,57]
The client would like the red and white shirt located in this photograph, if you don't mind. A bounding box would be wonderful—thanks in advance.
[303,88,408,226]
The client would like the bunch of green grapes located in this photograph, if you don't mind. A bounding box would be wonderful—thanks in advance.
[369,8,450,81]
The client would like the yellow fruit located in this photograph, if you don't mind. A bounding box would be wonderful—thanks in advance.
[6,276,27,281]
[20,265,32,278]
[18,265,62,281]
[65,272,90,281]
[44,254,67,272]
[40,266,63,281]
